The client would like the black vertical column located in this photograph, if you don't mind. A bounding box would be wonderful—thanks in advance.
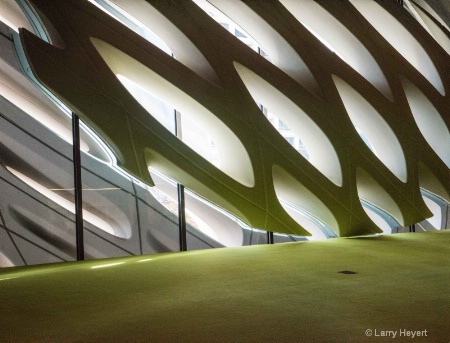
[267,231,274,244]
[174,109,187,251]
[178,184,187,251]
[72,113,84,260]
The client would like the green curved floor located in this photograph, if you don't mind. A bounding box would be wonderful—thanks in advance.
[0,231,449,342]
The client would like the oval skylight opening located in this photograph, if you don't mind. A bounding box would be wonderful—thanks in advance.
[92,38,254,187]
[333,75,407,182]
[361,206,392,234]
[98,0,221,86]
[118,75,220,167]
[235,62,342,186]
[417,162,450,202]
[401,78,450,168]
[196,0,322,97]
[420,188,448,230]
[261,106,309,160]
[280,0,393,100]
[355,127,377,156]
[356,167,404,226]
[192,0,268,57]
[89,0,172,55]
[148,185,219,242]
[413,0,450,32]
[273,165,340,236]
[360,200,400,234]
[409,1,450,55]
[349,0,445,95]
[279,199,336,240]
[421,195,442,229]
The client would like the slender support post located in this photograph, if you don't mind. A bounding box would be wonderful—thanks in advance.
[267,231,274,244]
[174,109,187,251]
[72,113,84,260]
[409,224,416,232]
[178,184,187,251]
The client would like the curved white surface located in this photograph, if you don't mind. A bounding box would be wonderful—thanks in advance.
[280,0,393,100]
[334,75,407,183]
[273,165,340,236]
[402,78,450,168]
[204,0,322,97]
[235,62,342,187]
[0,0,33,33]
[109,0,222,87]
[150,171,244,247]
[349,0,445,95]
[410,2,450,55]
[362,205,392,234]
[92,38,255,188]
[422,195,442,229]
[6,167,122,238]
[356,167,404,226]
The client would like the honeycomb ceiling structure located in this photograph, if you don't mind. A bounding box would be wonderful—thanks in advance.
[17,0,450,237]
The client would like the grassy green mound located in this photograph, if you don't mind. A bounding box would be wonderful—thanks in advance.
[0,231,449,342]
